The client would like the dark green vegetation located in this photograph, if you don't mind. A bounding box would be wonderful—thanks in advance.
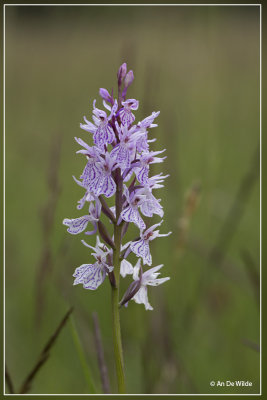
[5,5,260,394]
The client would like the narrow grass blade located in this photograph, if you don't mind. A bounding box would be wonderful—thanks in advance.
[19,307,73,394]
[5,364,15,394]
[70,316,97,394]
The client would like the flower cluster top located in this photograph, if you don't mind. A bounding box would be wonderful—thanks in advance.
[63,63,171,310]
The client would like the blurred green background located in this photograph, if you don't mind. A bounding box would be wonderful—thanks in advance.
[5,5,260,395]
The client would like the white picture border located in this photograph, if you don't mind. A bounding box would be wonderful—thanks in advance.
[3,3,262,396]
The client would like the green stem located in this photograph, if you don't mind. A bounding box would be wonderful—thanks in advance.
[111,285,125,393]
[111,170,126,394]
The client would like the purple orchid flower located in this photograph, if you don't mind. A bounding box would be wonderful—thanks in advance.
[80,100,117,149]
[138,186,163,218]
[134,149,167,185]
[131,262,170,310]
[136,173,170,218]
[75,188,96,210]
[120,99,139,127]
[74,139,101,189]
[89,152,117,198]
[99,88,113,104]
[73,237,113,290]
[135,111,160,152]
[119,185,146,230]
[63,198,101,235]
[73,149,116,199]
[130,221,172,265]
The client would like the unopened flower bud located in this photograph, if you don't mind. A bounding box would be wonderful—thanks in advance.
[119,279,142,308]
[117,62,127,86]
[124,70,134,88]
[99,88,112,103]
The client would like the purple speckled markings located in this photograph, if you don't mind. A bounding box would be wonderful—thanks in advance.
[63,63,171,310]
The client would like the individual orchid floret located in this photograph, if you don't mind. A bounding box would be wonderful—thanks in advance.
[119,185,146,230]
[119,259,142,307]
[134,174,169,218]
[131,263,170,310]
[63,214,95,235]
[80,100,116,149]
[84,199,102,235]
[138,186,164,218]
[88,152,116,198]
[63,198,101,235]
[75,151,116,198]
[130,221,172,265]
[73,237,113,290]
[120,99,139,127]
[74,151,114,199]
[82,236,111,265]
[92,100,116,146]
[73,264,106,290]
[134,111,160,152]
[134,149,167,185]
[138,111,160,130]
[76,147,102,190]
[74,139,101,190]
[75,188,96,210]
[146,173,170,189]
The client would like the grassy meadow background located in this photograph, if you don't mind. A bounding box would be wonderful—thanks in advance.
[5,5,260,395]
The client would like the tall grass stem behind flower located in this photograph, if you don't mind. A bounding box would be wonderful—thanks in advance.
[63,63,171,394]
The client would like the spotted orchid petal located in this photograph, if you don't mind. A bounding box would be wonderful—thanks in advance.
[73,263,106,290]
[93,124,115,148]
[120,206,146,230]
[136,166,149,185]
[101,174,116,198]
[139,188,164,218]
[130,238,152,266]
[110,144,131,170]
[120,99,139,127]
[80,161,100,189]
[140,199,163,218]
[63,215,95,235]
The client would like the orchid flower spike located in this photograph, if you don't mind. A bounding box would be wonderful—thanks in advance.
[63,64,171,313]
